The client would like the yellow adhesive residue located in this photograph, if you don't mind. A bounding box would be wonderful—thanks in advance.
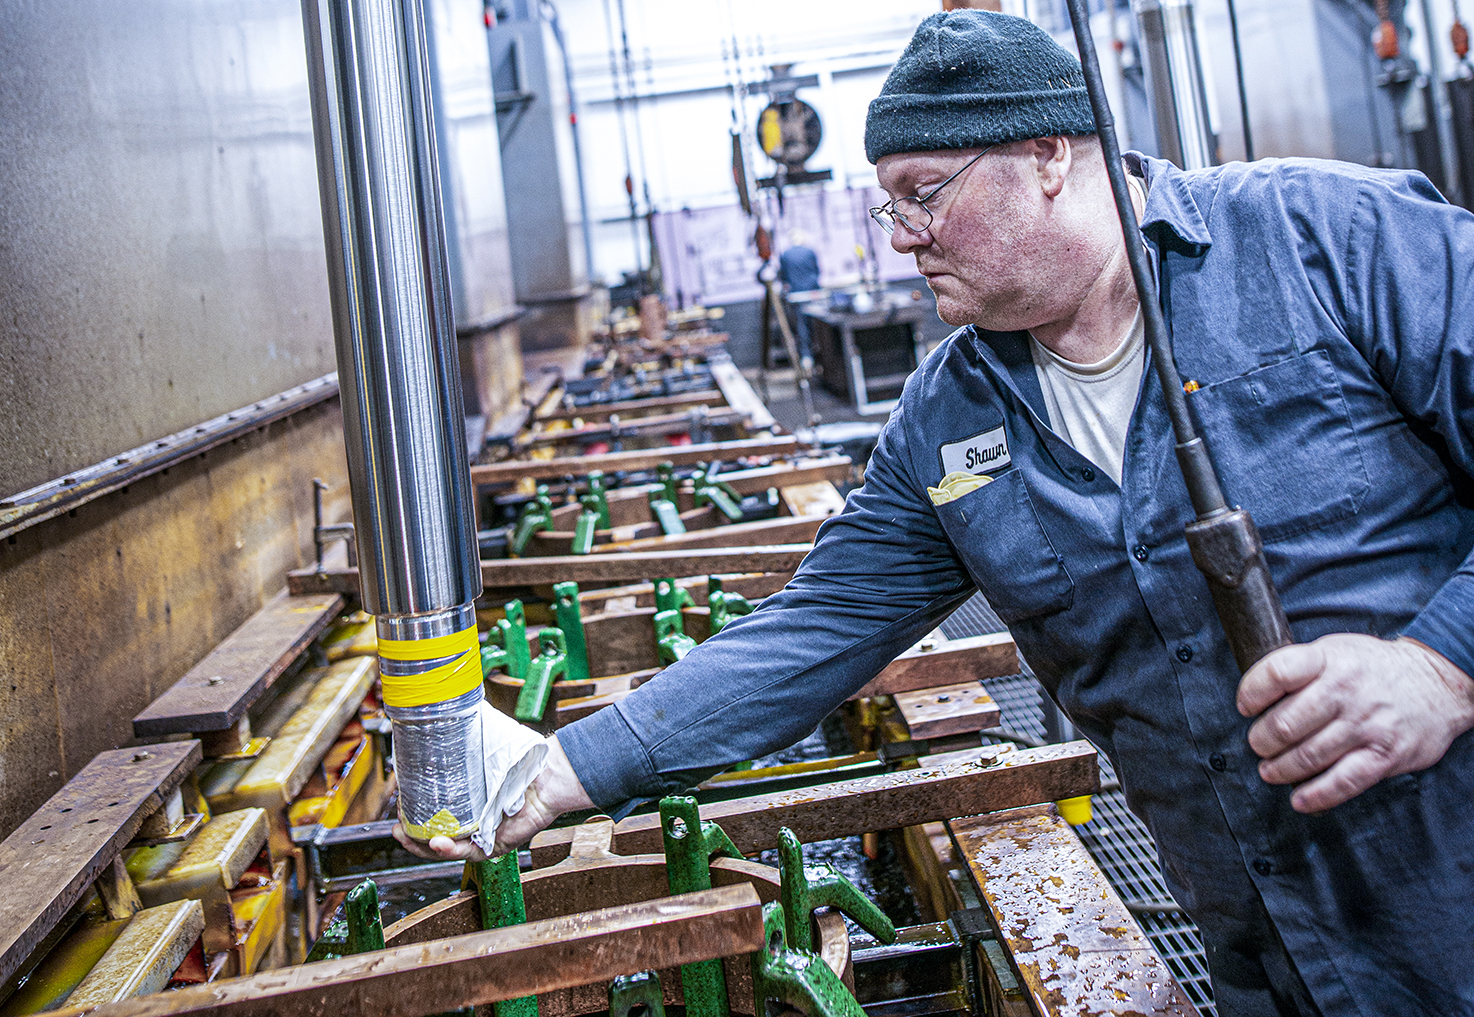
[132,809,269,906]
[377,625,481,708]
[321,613,376,661]
[403,808,476,842]
[928,470,994,506]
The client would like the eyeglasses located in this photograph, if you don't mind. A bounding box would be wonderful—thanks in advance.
[869,146,995,236]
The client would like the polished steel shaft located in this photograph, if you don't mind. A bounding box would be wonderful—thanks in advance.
[1133,0,1216,170]
[301,0,487,838]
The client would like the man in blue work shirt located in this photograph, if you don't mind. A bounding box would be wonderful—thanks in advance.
[402,11,1474,1015]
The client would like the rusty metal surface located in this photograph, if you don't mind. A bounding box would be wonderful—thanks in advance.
[851,632,1019,699]
[531,742,1099,866]
[289,544,816,596]
[0,741,201,988]
[469,437,801,486]
[949,805,1201,1017]
[0,378,340,541]
[133,591,343,737]
[48,885,765,1017]
[894,684,1002,740]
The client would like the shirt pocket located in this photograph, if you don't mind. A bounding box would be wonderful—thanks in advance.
[1187,350,1369,544]
[933,470,1075,623]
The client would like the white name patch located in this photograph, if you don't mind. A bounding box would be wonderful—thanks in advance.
[939,425,1011,476]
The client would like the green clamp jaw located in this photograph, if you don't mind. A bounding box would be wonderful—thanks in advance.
[648,489,687,535]
[655,462,679,503]
[551,581,591,683]
[655,609,697,664]
[345,878,386,954]
[706,576,754,635]
[585,470,612,528]
[750,902,867,1017]
[481,599,530,682]
[470,855,539,1017]
[515,628,568,723]
[511,486,555,555]
[778,827,896,953]
[692,466,743,522]
[660,797,743,1017]
[608,971,666,1017]
[571,495,603,555]
[655,578,696,614]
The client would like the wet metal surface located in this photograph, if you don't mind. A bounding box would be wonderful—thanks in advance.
[951,805,1200,1016]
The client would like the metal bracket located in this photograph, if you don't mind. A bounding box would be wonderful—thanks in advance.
[660,796,741,1017]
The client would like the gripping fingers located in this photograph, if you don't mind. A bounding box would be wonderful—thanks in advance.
[1237,642,1328,718]
[1256,717,1358,786]
[1288,746,1398,813]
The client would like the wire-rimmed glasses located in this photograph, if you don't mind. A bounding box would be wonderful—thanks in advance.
[869,146,995,235]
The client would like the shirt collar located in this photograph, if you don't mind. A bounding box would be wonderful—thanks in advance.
[1125,152,1212,254]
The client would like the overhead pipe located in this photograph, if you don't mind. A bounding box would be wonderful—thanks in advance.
[301,0,487,841]
[1132,0,1217,169]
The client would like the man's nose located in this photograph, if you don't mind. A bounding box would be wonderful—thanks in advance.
[889,223,930,254]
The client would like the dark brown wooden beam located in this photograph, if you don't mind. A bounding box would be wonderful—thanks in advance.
[46,886,764,1017]
[0,741,202,988]
[469,436,799,487]
[594,516,824,554]
[530,741,1097,866]
[133,589,343,737]
[850,632,1019,699]
[537,390,725,423]
[288,545,815,597]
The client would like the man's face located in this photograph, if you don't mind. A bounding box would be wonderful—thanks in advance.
[876,147,1051,330]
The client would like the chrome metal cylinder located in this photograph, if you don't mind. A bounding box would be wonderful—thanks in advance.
[300,0,487,837]
[1132,0,1216,170]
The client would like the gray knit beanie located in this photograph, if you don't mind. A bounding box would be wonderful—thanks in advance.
[865,10,1096,164]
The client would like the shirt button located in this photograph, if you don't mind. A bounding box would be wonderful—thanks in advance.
[1081,467,1096,482]
[1176,645,1194,662]
[1132,544,1150,562]
[1209,754,1227,771]
[1252,858,1275,876]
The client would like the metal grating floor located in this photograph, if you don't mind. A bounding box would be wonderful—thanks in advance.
[946,593,1218,1015]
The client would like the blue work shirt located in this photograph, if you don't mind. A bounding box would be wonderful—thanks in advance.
[560,155,1474,1016]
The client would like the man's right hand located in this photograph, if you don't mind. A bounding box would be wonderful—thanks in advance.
[390,735,594,861]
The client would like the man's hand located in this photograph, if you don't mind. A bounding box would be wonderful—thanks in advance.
[1237,634,1474,813]
[391,735,595,861]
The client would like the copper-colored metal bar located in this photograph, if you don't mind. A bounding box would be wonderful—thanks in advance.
[949,805,1201,1016]
[287,544,815,597]
[469,436,799,487]
[530,742,1098,866]
[850,632,1019,699]
[46,885,764,1017]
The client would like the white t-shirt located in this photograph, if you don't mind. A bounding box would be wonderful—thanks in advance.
[1029,306,1145,487]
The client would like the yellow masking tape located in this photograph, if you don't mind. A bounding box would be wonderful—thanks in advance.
[377,625,482,708]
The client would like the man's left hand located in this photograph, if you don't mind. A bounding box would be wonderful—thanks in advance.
[1237,634,1474,813]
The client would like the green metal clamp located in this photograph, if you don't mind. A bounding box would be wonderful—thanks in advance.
[345,878,386,954]
[750,902,867,1017]
[515,628,568,723]
[608,971,666,1017]
[481,599,531,682]
[648,489,687,535]
[511,486,556,555]
[571,495,603,555]
[691,466,743,522]
[654,578,695,614]
[655,462,679,503]
[471,853,539,1017]
[551,581,591,683]
[655,609,697,664]
[660,796,744,1017]
[585,470,612,527]
[777,827,895,953]
[706,576,754,636]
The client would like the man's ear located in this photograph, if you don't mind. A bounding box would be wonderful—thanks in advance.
[1031,136,1073,199]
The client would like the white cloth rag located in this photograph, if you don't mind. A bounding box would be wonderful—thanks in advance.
[470,702,549,856]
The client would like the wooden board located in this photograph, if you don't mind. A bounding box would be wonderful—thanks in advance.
[485,370,562,443]
[538,390,725,423]
[707,357,777,431]
[288,545,815,596]
[530,741,1098,866]
[46,886,764,1017]
[578,572,793,612]
[895,683,1003,740]
[133,590,343,738]
[0,741,202,988]
[778,481,846,519]
[517,408,749,449]
[468,436,799,487]
[851,632,1018,699]
[950,805,1201,1016]
[593,515,824,554]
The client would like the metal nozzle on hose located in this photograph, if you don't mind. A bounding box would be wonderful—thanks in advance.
[301,0,488,839]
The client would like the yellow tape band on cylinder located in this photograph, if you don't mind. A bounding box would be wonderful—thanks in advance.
[377,624,482,708]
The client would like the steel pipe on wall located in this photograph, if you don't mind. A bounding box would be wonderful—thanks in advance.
[301,0,488,841]
[1133,0,1217,170]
